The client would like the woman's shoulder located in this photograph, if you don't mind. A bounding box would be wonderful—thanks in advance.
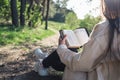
[90,20,109,37]
[94,19,109,31]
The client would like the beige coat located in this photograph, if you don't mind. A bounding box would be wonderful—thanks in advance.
[57,20,120,80]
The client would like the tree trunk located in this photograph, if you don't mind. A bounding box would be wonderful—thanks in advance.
[45,0,50,30]
[40,0,46,24]
[20,0,26,26]
[27,0,33,19]
[10,0,19,27]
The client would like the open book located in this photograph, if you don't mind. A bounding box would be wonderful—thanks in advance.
[59,28,89,48]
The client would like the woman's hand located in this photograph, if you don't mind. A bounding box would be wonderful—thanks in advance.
[58,35,67,45]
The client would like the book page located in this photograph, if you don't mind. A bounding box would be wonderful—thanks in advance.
[62,30,80,48]
[74,28,89,46]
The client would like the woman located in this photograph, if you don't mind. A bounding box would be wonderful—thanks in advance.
[57,0,120,80]
[34,0,120,79]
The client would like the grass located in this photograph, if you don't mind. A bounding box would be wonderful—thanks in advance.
[48,21,73,30]
[0,25,55,45]
[0,21,78,46]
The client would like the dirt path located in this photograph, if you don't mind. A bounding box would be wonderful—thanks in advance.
[0,31,62,80]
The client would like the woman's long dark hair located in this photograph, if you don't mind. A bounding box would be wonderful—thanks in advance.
[108,19,120,51]
[101,0,120,51]
[101,1,120,79]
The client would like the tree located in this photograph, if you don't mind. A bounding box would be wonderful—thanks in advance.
[49,0,69,22]
[10,0,19,27]
[27,0,42,27]
[79,14,101,32]
[65,11,79,29]
[0,0,10,22]
[55,0,68,9]
[20,0,26,26]
[27,0,33,19]
[41,0,46,24]
[45,0,50,30]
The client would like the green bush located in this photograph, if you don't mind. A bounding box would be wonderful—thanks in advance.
[0,0,10,22]
[27,5,42,27]
[65,12,79,29]
[79,14,101,33]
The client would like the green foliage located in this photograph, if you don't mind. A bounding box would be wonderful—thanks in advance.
[48,21,70,30]
[0,26,54,45]
[51,13,65,22]
[0,0,9,6]
[65,12,79,29]
[0,18,102,46]
[28,9,42,27]
[0,0,70,27]
[0,0,10,22]
[0,21,73,46]
[55,0,69,8]
[0,0,42,27]
[49,0,70,23]
[48,1,57,18]
[26,3,42,27]
[79,14,101,32]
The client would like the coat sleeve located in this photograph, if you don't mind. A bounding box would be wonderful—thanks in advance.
[57,24,109,72]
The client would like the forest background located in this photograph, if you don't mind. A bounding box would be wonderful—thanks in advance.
[0,0,102,79]
[0,0,101,46]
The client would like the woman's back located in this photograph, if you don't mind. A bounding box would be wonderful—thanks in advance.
[88,20,120,80]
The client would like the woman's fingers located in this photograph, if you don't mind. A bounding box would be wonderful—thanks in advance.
[59,35,67,45]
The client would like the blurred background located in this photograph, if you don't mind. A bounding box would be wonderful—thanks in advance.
[0,0,101,46]
[0,0,102,80]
